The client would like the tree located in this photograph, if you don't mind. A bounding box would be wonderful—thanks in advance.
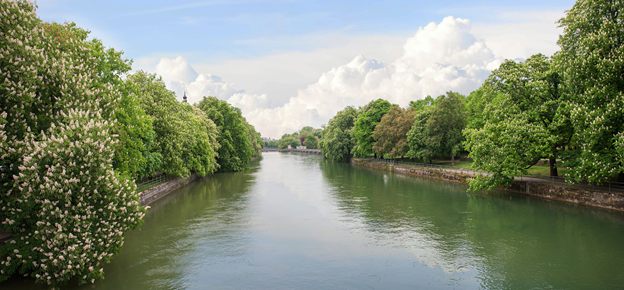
[464,54,571,190]
[267,140,279,148]
[304,134,319,149]
[409,95,435,112]
[0,2,146,287]
[555,0,624,183]
[372,106,416,158]
[406,110,434,163]
[196,96,253,172]
[352,99,393,157]
[464,88,505,130]
[407,92,465,166]
[319,107,358,162]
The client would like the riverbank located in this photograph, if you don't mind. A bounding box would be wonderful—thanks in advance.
[351,158,624,212]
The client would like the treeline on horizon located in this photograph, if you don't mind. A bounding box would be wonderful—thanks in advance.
[0,1,262,288]
[273,0,624,191]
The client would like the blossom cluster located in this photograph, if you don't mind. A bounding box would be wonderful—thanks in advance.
[0,1,146,288]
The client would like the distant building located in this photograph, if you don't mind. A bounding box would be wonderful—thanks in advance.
[297,146,307,149]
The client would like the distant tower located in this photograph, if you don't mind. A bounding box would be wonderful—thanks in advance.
[183,91,188,103]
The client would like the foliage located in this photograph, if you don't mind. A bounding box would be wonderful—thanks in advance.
[128,72,219,177]
[266,140,279,148]
[464,88,505,130]
[406,110,433,162]
[196,96,253,172]
[409,95,435,112]
[464,54,571,190]
[352,99,393,157]
[319,107,358,162]
[555,0,624,184]
[372,106,416,158]
[246,123,263,158]
[0,2,146,287]
[304,135,319,149]
[407,92,465,164]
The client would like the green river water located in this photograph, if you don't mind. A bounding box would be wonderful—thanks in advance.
[4,152,624,289]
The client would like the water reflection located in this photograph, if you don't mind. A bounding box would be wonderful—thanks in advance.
[322,159,624,289]
[4,154,624,289]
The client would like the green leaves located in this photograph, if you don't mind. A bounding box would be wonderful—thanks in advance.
[464,54,571,190]
[319,106,358,162]
[372,106,415,158]
[352,99,392,157]
[0,2,145,287]
[196,96,255,172]
[555,0,624,184]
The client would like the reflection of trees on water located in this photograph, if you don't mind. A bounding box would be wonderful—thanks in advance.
[319,160,476,274]
[320,160,624,289]
[76,165,261,290]
[464,193,624,289]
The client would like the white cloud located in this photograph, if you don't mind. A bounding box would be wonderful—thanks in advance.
[151,15,562,138]
[471,11,564,60]
[242,16,501,138]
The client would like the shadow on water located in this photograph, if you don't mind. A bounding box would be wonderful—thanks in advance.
[319,159,624,289]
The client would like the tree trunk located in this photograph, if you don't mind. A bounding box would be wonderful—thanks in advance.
[451,155,455,167]
[618,172,624,183]
[549,158,558,177]
[374,153,377,159]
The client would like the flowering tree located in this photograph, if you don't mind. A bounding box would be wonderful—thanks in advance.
[372,106,416,158]
[319,106,358,162]
[40,21,156,180]
[352,99,393,158]
[0,1,146,288]
[555,0,624,183]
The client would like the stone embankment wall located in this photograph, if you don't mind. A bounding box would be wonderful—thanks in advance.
[139,173,210,206]
[351,159,624,212]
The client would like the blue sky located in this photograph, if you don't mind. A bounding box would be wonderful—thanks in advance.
[37,0,576,138]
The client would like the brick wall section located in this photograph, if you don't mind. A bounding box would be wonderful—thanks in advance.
[351,159,624,212]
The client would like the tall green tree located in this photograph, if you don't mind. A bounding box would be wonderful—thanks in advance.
[464,54,570,190]
[352,99,393,157]
[406,110,434,162]
[409,95,435,112]
[464,88,505,130]
[196,96,253,172]
[319,106,358,162]
[128,72,219,177]
[304,134,319,149]
[407,92,465,166]
[372,106,416,158]
[555,0,624,183]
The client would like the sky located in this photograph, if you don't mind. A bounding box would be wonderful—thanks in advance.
[36,0,576,138]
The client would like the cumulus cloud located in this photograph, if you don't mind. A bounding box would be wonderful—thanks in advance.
[154,16,503,138]
[244,16,502,137]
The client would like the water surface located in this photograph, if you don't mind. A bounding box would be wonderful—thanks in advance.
[5,152,624,289]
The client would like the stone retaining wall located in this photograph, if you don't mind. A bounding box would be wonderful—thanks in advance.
[139,172,210,206]
[351,159,624,212]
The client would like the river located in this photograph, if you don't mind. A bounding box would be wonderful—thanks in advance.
[4,152,624,289]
